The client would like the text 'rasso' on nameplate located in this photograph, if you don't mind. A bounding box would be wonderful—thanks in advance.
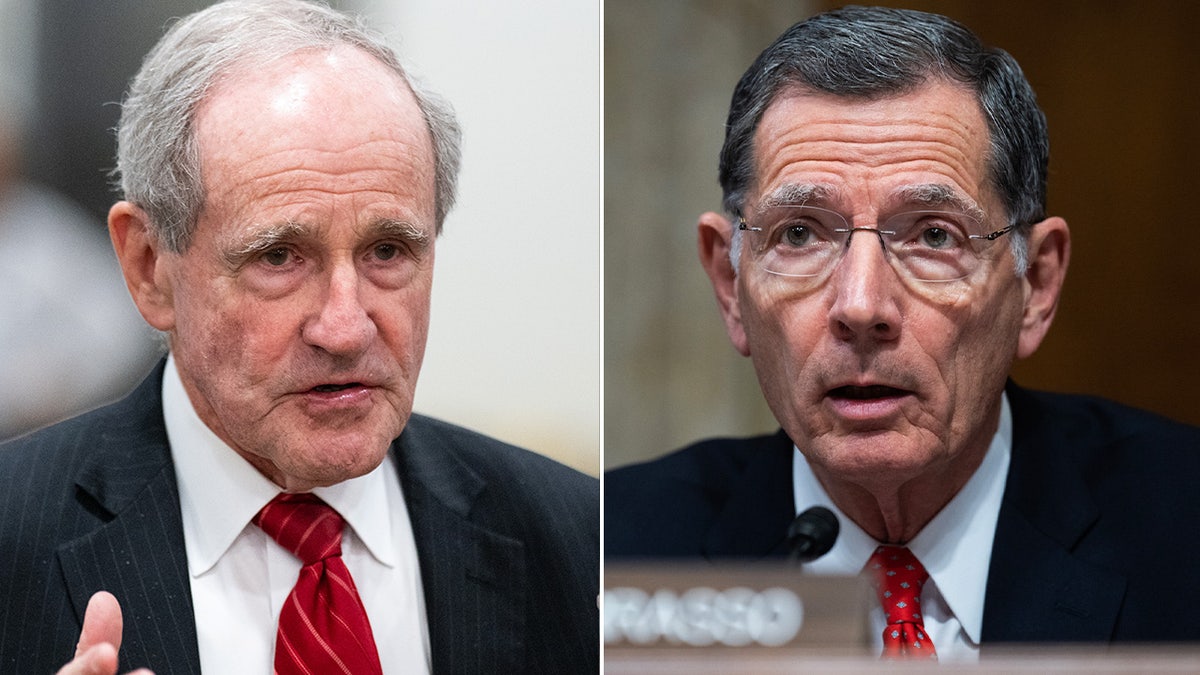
[604,563,872,654]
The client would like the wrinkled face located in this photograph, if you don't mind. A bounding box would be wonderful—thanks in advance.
[161,47,437,490]
[735,82,1027,492]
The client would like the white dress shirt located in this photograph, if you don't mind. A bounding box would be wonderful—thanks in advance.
[162,355,431,674]
[793,394,1012,663]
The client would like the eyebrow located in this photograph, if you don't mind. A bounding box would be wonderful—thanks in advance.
[221,220,313,270]
[757,183,835,211]
[219,218,432,270]
[755,182,987,222]
[372,218,432,252]
[892,184,987,222]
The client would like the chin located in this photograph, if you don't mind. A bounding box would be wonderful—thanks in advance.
[284,425,395,480]
[286,448,389,489]
[811,432,939,474]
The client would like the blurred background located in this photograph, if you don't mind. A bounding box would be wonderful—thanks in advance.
[605,0,1200,469]
[0,0,600,475]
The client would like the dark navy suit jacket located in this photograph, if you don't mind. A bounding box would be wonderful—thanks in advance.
[0,362,599,674]
[606,383,1200,644]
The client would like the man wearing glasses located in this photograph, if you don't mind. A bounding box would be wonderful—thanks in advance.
[606,5,1200,660]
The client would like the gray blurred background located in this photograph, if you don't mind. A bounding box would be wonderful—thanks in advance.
[605,0,1200,469]
[0,0,600,475]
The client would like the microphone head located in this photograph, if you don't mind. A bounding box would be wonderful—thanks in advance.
[787,506,839,563]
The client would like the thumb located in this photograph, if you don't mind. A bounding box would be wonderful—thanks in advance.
[62,644,118,675]
[76,591,124,658]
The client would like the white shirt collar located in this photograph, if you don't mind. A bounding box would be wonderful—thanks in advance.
[162,354,398,577]
[792,393,1012,645]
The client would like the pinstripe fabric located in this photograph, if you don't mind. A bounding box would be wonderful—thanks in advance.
[0,361,200,674]
[395,416,600,675]
[255,494,383,675]
[0,361,599,674]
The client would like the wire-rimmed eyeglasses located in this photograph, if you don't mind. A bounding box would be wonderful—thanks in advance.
[737,204,1015,283]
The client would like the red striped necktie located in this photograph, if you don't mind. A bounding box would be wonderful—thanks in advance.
[254,493,383,675]
[866,545,938,660]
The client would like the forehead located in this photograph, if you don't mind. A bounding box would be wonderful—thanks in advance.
[749,81,994,214]
[191,46,436,228]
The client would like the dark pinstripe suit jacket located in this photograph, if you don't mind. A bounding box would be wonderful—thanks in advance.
[0,363,599,674]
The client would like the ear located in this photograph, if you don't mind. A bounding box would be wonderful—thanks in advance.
[1016,216,1070,359]
[108,201,176,332]
[698,211,750,356]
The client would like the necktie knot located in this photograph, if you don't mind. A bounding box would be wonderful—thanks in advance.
[866,545,937,660]
[254,493,344,566]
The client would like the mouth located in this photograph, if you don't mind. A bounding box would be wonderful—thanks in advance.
[311,382,365,393]
[823,383,913,423]
[298,381,377,412]
[827,384,910,400]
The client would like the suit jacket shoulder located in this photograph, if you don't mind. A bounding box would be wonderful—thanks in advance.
[0,378,602,675]
[401,414,598,516]
[395,414,599,674]
[605,430,795,559]
[985,383,1200,643]
[0,362,199,674]
[605,386,1200,645]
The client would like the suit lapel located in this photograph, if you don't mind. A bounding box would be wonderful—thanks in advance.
[394,416,527,674]
[983,384,1126,644]
[984,504,1125,643]
[55,362,201,674]
[690,389,1129,641]
[703,431,796,559]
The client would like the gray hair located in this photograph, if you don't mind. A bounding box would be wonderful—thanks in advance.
[722,6,1047,274]
[114,0,462,253]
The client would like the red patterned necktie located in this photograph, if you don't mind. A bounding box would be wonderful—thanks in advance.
[866,545,938,660]
[254,493,383,675]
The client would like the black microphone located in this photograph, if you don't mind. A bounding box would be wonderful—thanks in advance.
[787,506,839,564]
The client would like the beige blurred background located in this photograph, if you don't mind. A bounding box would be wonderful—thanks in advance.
[1,0,599,475]
[605,0,1200,470]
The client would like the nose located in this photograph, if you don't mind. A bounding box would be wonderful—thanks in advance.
[301,262,377,358]
[827,229,901,344]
